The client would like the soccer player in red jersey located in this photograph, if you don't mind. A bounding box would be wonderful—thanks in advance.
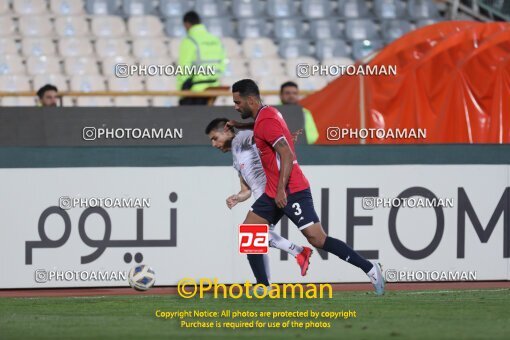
[231,79,384,295]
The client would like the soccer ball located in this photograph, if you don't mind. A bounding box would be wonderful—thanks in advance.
[128,265,156,291]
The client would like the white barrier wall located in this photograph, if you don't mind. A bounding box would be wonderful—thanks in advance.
[0,165,508,288]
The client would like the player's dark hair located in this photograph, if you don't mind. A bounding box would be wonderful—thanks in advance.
[232,79,260,98]
[205,118,232,134]
[183,11,201,25]
[36,84,58,99]
[280,81,298,93]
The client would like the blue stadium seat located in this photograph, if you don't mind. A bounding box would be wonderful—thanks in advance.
[232,0,264,18]
[278,39,313,58]
[301,0,331,19]
[237,18,271,39]
[203,17,234,37]
[85,0,120,15]
[374,0,406,19]
[266,0,297,18]
[274,19,307,40]
[352,39,384,60]
[164,18,187,37]
[381,20,413,43]
[122,0,156,16]
[194,0,226,18]
[159,0,194,18]
[408,0,439,19]
[337,0,371,18]
[309,19,342,40]
[315,39,350,61]
[345,19,380,41]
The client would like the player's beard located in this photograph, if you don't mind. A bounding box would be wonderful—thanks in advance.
[240,106,252,119]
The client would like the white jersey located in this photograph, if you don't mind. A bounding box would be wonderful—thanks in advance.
[232,130,266,200]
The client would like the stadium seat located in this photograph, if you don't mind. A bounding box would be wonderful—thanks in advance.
[374,0,406,19]
[108,75,145,91]
[0,39,18,55]
[1,97,37,106]
[309,19,342,40]
[21,38,56,56]
[164,18,187,37]
[13,0,48,15]
[58,38,94,57]
[352,39,384,60]
[301,0,331,19]
[194,0,226,18]
[257,75,290,90]
[221,37,242,58]
[220,76,239,88]
[261,95,280,105]
[0,16,15,37]
[337,0,371,18]
[274,19,306,40]
[237,18,271,39]
[159,0,193,18]
[26,56,62,75]
[133,38,169,58]
[146,75,177,91]
[248,58,285,77]
[85,0,120,15]
[61,96,75,106]
[50,0,85,15]
[91,16,126,37]
[122,0,155,16]
[70,74,106,91]
[0,55,25,75]
[55,16,90,37]
[168,38,182,59]
[315,39,350,61]
[19,16,53,37]
[266,0,297,18]
[232,0,264,18]
[0,0,10,15]
[223,58,249,78]
[138,56,174,68]
[297,76,328,91]
[102,55,136,76]
[152,96,179,107]
[416,18,443,27]
[322,56,355,81]
[76,96,112,106]
[113,96,149,106]
[278,39,314,59]
[285,56,319,77]
[0,75,31,92]
[408,0,440,19]
[242,38,278,59]
[345,19,380,41]
[64,56,100,75]
[95,38,130,58]
[203,17,234,37]
[381,20,413,43]
[128,16,164,37]
[33,74,68,91]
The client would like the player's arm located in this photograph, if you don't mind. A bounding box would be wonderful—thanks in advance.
[224,120,255,131]
[274,138,294,208]
[226,175,252,209]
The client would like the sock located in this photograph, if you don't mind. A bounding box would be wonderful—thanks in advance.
[322,236,374,273]
[262,254,271,283]
[247,254,270,286]
[268,230,304,257]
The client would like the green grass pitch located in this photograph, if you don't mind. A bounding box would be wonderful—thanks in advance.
[1,289,509,339]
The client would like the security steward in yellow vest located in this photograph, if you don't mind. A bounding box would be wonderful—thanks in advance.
[178,11,225,105]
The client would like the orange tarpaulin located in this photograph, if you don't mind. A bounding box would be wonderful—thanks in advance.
[301,22,510,144]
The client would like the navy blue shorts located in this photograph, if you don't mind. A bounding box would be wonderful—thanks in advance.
[251,188,320,230]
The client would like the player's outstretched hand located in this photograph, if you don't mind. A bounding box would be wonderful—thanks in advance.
[292,129,303,142]
[226,194,239,209]
[275,189,287,209]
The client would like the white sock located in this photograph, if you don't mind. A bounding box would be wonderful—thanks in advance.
[268,230,303,257]
[262,254,271,283]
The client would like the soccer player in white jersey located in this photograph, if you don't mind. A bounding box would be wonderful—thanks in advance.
[205,118,312,286]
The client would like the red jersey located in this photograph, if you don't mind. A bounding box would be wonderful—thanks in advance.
[253,105,310,198]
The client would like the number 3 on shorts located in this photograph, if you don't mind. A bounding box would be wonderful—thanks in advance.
[292,202,302,215]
